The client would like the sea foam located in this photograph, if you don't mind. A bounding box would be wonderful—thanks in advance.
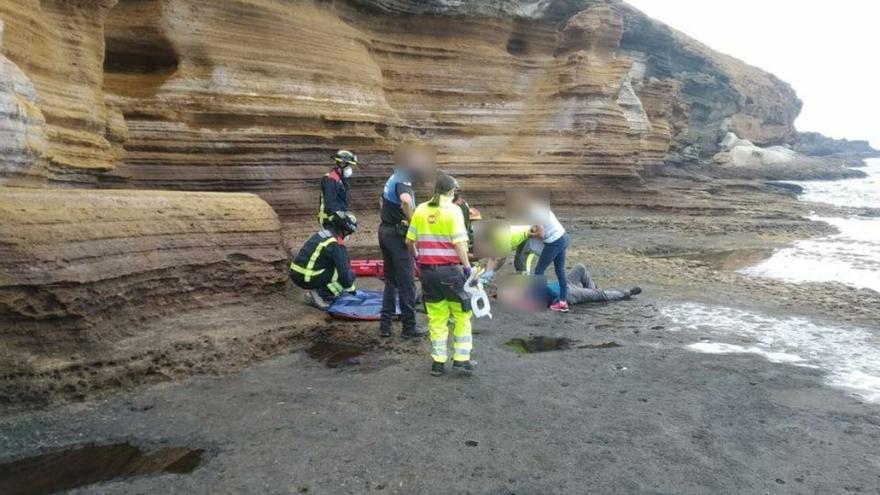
[663,303,880,403]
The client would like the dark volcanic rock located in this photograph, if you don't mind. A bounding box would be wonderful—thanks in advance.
[794,131,879,157]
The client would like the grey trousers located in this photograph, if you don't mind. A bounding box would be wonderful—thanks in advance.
[565,264,632,305]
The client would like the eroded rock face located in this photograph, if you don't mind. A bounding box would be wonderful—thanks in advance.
[0,0,806,217]
[617,5,802,154]
[0,20,48,184]
[0,0,125,180]
[0,188,288,404]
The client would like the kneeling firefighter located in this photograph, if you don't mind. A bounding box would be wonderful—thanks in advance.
[290,211,358,308]
[406,172,474,376]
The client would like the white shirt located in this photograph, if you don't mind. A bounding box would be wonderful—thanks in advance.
[529,205,565,245]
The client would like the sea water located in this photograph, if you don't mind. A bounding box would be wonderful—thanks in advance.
[662,303,880,403]
[666,159,880,403]
[741,158,880,292]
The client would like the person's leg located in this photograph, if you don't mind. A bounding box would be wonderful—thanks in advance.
[533,237,563,276]
[566,287,632,306]
[426,301,451,364]
[566,263,587,288]
[378,227,397,332]
[393,244,417,334]
[554,234,569,302]
[450,301,473,363]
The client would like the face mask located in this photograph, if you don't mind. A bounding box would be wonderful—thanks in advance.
[342,167,353,178]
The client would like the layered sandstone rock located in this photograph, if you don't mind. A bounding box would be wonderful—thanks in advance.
[1,0,806,218]
[0,188,288,404]
[0,0,125,181]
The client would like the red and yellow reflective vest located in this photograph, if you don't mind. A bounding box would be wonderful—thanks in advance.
[406,197,468,265]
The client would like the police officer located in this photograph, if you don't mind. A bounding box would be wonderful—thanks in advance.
[290,211,358,309]
[377,144,432,339]
[405,172,474,376]
[318,150,357,229]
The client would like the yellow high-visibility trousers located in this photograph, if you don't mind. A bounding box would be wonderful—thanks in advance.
[426,300,473,363]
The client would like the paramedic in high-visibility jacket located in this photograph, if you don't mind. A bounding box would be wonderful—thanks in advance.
[405,172,475,376]
[290,211,358,309]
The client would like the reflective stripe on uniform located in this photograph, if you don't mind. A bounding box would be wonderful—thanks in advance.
[292,236,337,283]
[290,262,325,278]
[416,248,458,257]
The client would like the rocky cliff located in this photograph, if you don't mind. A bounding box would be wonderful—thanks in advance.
[0,0,811,405]
[2,0,803,217]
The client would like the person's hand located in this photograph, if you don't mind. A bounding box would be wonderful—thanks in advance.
[463,265,473,279]
[479,270,494,285]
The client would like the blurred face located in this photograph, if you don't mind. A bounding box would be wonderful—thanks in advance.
[496,274,543,313]
[473,221,511,259]
[395,146,436,185]
[506,189,542,223]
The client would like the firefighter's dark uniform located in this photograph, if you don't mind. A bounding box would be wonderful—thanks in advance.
[289,229,356,300]
[378,170,417,334]
[318,169,351,229]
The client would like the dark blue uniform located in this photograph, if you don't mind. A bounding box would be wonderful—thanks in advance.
[379,170,417,334]
[290,230,356,300]
[318,169,351,229]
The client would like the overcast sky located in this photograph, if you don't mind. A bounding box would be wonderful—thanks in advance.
[624,0,879,148]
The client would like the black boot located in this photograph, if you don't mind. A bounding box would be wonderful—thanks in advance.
[629,287,642,296]
[401,327,427,339]
[453,360,474,374]
[379,325,392,338]
[431,362,445,376]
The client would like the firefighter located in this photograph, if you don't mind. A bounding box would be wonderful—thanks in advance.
[318,150,357,229]
[290,211,359,309]
[405,172,474,376]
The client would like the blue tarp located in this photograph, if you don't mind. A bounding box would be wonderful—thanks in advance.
[326,290,400,321]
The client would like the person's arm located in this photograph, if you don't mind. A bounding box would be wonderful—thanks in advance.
[482,258,497,272]
[450,209,471,269]
[529,225,545,239]
[400,192,414,221]
[405,215,419,258]
[322,177,344,214]
[454,243,471,269]
[398,183,415,222]
[329,244,356,291]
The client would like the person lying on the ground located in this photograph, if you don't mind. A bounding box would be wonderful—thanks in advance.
[497,264,642,312]
[289,211,359,310]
